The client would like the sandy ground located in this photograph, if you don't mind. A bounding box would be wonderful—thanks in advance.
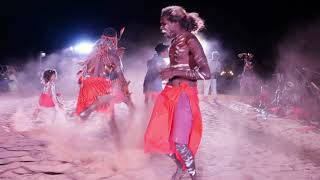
[0,95,320,180]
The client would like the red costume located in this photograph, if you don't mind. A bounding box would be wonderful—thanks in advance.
[76,77,112,114]
[38,69,61,109]
[39,93,55,107]
[75,28,131,116]
[34,69,63,123]
[145,6,210,179]
[75,42,115,115]
[144,83,202,155]
[144,31,210,180]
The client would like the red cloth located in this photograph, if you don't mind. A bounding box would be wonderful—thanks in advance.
[75,77,112,115]
[39,93,55,107]
[144,83,202,157]
[109,79,126,104]
[289,107,310,120]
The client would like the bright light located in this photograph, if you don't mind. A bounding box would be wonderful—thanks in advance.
[74,42,94,55]
[163,57,170,66]
[40,52,46,57]
[229,70,234,76]
[220,71,226,76]
[196,35,210,55]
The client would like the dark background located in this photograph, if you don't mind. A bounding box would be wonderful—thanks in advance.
[0,0,319,73]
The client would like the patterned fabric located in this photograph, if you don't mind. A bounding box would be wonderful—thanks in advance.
[75,77,112,115]
[75,37,125,115]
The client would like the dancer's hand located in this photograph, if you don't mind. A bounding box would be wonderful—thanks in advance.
[160,68,175,80]
[122,83,132,96]
[117,47,125,59]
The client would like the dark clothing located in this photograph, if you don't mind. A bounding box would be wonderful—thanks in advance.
[143,55,166,93]
[242,60,254,77]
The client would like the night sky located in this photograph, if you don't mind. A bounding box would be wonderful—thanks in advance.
[0,0,319,68]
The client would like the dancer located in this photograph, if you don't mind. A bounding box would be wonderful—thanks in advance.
[238,52,257,96]
[144,6,210,180]
[76,27,134,119]
[75,27,134,142]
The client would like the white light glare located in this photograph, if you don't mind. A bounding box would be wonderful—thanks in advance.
[74,42,94,55]
[40,52,46,57]
[196,35,210,55]
[163,57,170,66]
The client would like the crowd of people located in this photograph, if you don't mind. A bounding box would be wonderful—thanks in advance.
[253,66,320,121]
[30,6,209,180]
[4,5,320,180]
[0,65,19,93]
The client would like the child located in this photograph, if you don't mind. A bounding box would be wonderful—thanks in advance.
[33,69,63,124]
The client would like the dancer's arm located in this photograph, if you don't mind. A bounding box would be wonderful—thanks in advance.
[174,37,211,80]
[161,36,211,80]
[50,83,63,108]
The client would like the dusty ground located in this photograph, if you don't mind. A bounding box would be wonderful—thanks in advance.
[0,95,320,180]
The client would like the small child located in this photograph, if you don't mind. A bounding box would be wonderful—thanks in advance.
[33,69,63,124]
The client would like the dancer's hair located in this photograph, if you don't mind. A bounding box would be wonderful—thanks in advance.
[42,69,57,84]
[161,6,205,33]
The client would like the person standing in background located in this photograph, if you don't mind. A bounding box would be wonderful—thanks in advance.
[203,51,221,101]
[143,43,169,106]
